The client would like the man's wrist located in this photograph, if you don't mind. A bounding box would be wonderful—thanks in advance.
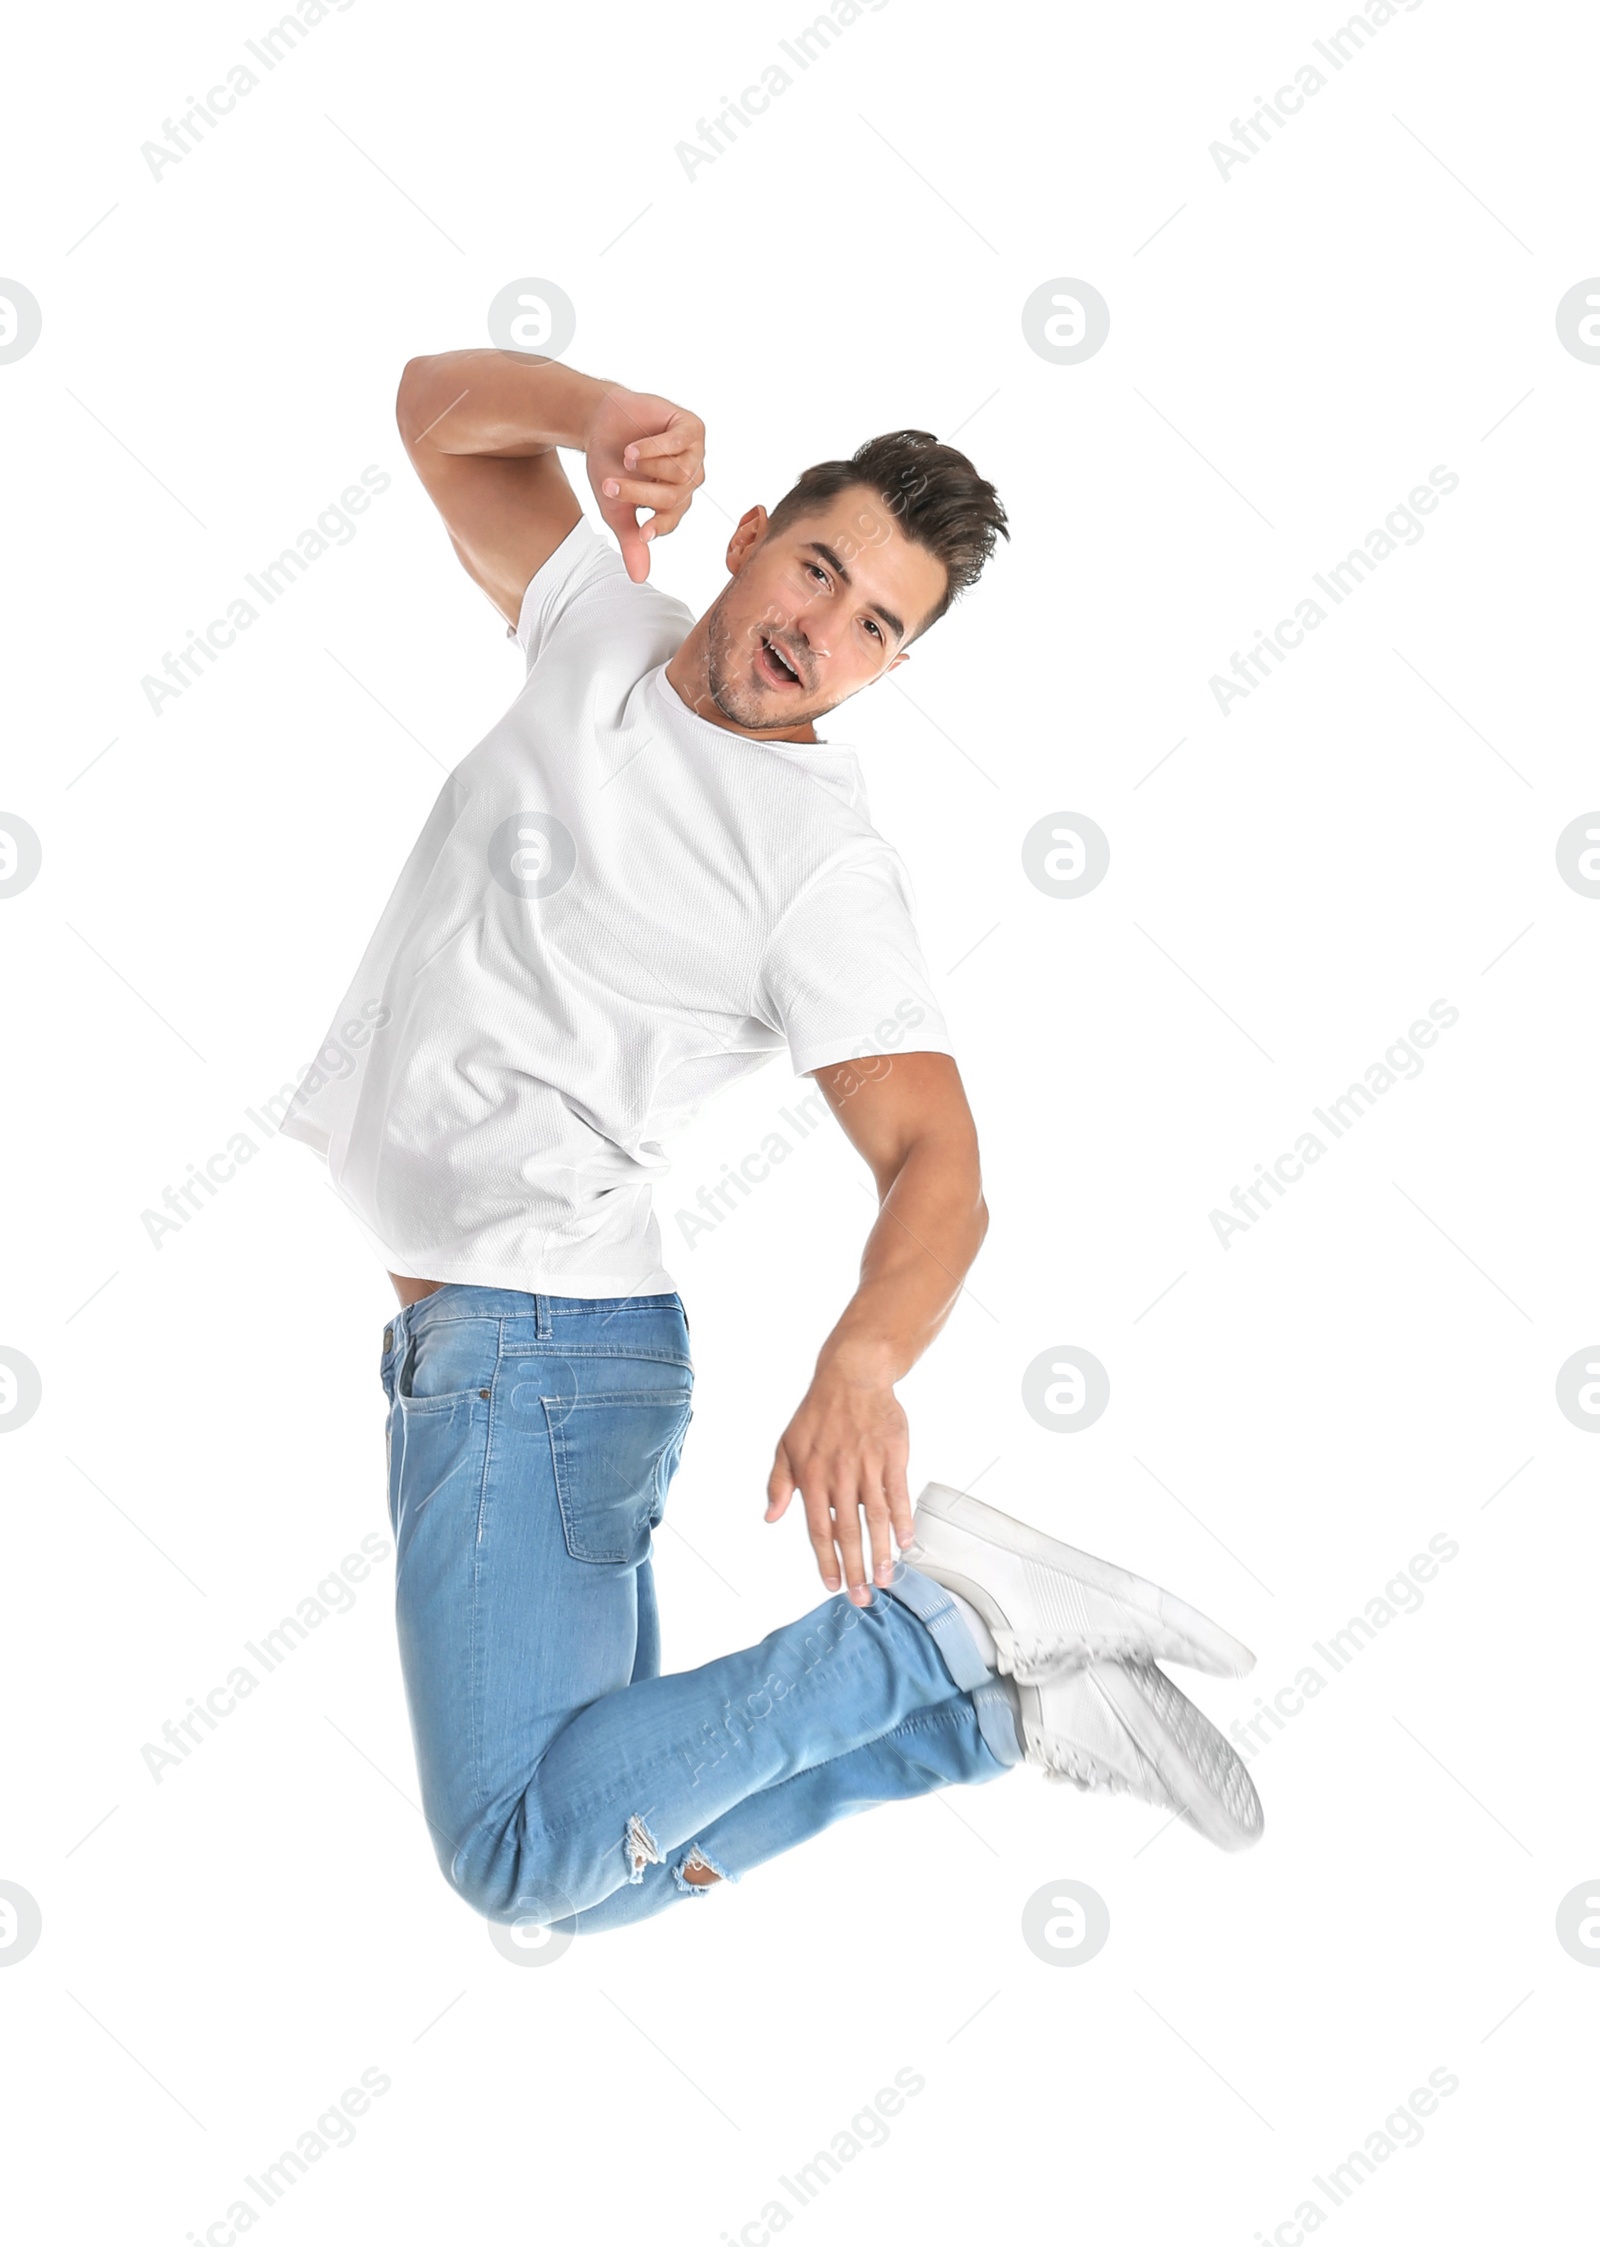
[568,369,624,451]
[816,1327,906,1390]
[520,360,617,453]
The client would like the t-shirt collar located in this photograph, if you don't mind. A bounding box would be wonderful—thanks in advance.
[649,660,856,761]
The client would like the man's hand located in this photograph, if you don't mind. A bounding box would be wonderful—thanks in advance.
[761,1052,989,1607]
[584,388,706,585]
[395,351,705,623]
[765,1350,915,1606]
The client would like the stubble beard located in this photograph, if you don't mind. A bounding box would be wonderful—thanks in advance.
[702,590,839,734]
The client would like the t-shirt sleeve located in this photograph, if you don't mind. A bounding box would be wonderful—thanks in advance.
[753,852,957,1077]
[511,511,688,673]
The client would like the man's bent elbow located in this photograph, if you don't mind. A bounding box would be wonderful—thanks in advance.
[395,356,436,446]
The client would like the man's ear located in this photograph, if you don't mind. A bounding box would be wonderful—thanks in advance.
[724,505,768,575]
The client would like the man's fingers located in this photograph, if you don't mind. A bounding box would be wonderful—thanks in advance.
[622,457,700,495]
[593,446,703,566]
[598,474,687,509]
[802,1492,842,1592]
[766,1447,796,1524]
[827,1489,871,1606]
[771,1448,846,1592]
[771,1442,907,1604]
[885,1456,914,1553]
[605,516,650,583]
[642,501,692,539]
[595,494,657,581]
[863,1491,896,1587]
[625,421,704,463]
[619,444,699,481]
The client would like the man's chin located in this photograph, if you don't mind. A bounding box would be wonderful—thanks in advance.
[707,672,813,734]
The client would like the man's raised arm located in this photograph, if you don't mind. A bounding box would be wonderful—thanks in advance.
[394,349,706,624]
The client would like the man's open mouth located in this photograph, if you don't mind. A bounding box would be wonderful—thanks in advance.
[757,633,804,690]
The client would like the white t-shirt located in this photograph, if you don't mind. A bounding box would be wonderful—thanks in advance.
[280,512,956,1296]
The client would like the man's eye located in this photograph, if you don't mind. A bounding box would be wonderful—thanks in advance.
[865,620,883,642]
[805,562,828,584]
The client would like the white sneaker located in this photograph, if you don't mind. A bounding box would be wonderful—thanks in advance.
[1017,1659,1264,1851]
[904,1482,1256,1681]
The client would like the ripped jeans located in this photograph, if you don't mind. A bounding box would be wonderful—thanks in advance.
[379,1285,1020,1935]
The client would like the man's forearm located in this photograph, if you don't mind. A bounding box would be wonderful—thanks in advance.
[394,353,704,599]
[396,349,615,459]
[818,1142,989,1389]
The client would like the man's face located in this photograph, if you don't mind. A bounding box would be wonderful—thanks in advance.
[700,486,949,733]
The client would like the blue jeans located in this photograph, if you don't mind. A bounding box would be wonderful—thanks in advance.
[379,1285,1020,1934]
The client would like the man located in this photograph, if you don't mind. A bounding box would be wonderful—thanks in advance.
[281,347,1262,1933]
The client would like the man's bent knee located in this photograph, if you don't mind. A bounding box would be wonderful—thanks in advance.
[444,1824,577,1929]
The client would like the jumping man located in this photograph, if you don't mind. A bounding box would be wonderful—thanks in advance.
[281,347,1262,1933]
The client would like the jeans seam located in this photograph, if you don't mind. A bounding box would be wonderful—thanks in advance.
[404,1297,683,1330]
[497,1346,692,1367]
[462,1318,505,1846]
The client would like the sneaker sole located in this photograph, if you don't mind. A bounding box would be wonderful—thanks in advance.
[1018,1661,1264,1851]
[912,1482,1256,1679]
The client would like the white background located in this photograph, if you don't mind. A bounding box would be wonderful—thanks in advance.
[2,0,1596,2240]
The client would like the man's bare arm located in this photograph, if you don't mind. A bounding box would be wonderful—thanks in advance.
[765,1051,990,1604]
[394,349,707,623]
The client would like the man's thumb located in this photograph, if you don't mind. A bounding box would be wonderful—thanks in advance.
[602,500,650,583]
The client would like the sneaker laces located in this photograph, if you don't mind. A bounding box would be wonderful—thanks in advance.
[1034,1741,1121,1791]
[1028,1727,1173,1810]
[994,1625,1159,1681]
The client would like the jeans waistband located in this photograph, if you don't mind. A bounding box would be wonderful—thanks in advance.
[381,1283,687,1357]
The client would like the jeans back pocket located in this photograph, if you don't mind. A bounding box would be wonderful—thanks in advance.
[541,1389,694,1566]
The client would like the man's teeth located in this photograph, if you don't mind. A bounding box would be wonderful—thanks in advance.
[767,639,797,681]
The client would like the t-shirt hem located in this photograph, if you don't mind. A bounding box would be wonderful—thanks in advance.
[277,1111,328,1157]
[785,1033,958,1078]
[372,1248,680,1300]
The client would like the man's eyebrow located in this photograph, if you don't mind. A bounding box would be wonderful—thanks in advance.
[804,541,905,644]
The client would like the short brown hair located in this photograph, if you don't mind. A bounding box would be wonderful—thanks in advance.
[763,429,1008,638]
